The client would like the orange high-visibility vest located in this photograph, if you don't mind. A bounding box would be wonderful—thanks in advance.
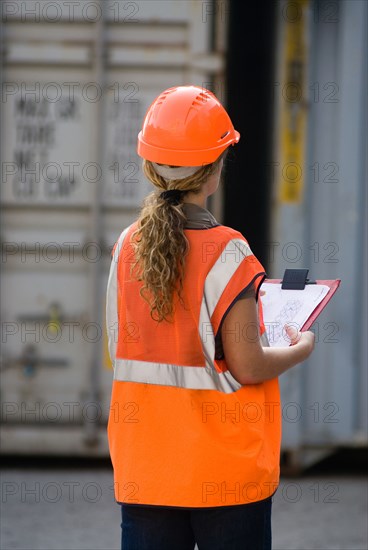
[106,221,281,508]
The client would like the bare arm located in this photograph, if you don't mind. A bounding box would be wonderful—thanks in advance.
[221,294,315,385]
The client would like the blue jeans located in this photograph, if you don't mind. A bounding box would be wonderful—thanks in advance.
[120,495,273,549]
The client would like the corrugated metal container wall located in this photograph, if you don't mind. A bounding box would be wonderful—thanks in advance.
[270,0,367,468]
[0,0,228,455]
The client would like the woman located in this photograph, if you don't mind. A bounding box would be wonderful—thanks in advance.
[106,85,315,550]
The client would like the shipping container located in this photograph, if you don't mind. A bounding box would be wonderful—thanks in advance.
[269,0,367,470]
[0,0,228,455]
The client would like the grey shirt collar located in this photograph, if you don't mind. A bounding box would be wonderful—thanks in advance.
[182,202,220,229]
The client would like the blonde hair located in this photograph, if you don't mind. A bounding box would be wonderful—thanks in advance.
[129,151,227,323]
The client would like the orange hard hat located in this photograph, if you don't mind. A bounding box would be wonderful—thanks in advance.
[137,85,240,166]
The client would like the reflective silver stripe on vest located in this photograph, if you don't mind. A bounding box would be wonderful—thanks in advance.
[114,331,270,394]
[114,358,243,393]
[106,225,132,371]
[260,331,270,347]
[199,238,253,370]
[203,239,253,318]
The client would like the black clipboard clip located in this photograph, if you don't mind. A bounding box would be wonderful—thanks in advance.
[281,268,316,290]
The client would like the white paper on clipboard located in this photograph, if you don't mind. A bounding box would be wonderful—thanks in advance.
[260,282,330,347]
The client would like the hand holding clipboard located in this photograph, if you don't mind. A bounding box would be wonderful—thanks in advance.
[260,269,341,348]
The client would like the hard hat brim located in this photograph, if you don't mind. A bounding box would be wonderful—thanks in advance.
[137,130,240,166]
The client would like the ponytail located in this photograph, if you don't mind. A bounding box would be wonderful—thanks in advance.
[129,152,226,323]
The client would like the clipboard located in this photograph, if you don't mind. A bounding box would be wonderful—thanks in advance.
[260,269,341,345]
[263,278,341,331]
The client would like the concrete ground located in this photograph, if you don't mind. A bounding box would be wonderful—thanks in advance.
[1,467,367,550]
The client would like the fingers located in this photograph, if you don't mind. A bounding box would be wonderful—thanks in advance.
[284,324,301,345]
